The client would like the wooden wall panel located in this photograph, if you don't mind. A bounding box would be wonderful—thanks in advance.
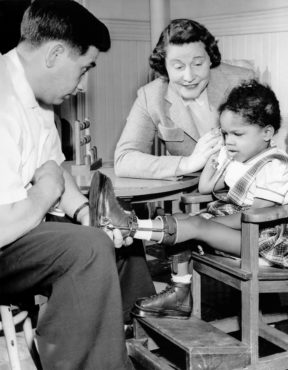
[87,38,151,162]
[63,7,288,161]
[196,7,288,150]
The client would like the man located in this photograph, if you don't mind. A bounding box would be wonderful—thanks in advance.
[0,1,135,369]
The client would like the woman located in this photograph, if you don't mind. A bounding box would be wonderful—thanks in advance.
[115,19,254,180]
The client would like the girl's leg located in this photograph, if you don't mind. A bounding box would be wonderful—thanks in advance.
[175,215,242,256]
[134,213,242,257]
[135,216,191,279]
[131,214,242,319]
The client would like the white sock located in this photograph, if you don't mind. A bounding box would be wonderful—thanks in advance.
[155,216,164,243]
[134,219,153,240]
[171,274,192,284]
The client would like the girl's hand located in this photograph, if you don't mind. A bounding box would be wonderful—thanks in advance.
[205,152,221,170]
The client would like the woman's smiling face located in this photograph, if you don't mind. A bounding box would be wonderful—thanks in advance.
[165,41,211,101]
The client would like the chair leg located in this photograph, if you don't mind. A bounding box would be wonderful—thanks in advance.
[23,317,42,370]
[0,305,22,370]
[241,280,259,366]
[192,268,201,318]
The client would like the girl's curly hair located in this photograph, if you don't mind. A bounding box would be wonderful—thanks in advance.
[219,79,281,132]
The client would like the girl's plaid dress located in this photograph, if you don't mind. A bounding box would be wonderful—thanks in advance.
[203,150,288,268]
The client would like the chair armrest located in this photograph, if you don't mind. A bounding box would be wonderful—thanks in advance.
[181,192,213,204]
[242,205,288,224]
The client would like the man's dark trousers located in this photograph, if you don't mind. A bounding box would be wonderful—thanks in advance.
[47,212,156,324]
[0,222,132,370]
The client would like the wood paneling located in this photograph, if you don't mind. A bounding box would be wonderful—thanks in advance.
[196,7,288,150]
[87,33,151,162]
[66,6,288,162]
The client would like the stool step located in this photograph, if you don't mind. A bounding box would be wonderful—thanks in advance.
[131,315,250,370]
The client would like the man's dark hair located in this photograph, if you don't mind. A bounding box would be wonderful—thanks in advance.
[20,0,110,54]
[149,18,221,80]
[219,79,281,132]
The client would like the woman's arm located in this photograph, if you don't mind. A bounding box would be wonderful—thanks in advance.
[115,87,222,179]
[115,89,184,180]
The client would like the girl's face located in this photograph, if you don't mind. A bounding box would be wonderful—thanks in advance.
[220,110,273,162]
[165,41,211,101]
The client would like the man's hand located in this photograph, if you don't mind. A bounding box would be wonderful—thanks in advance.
[32,160,65,205]
[104,228,133,248]
[77,207,133,248]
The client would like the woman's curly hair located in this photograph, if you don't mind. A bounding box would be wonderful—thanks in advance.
[149,19,221,80]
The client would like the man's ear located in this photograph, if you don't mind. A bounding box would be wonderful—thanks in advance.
[46,43,65,68]
[263,125,275,141]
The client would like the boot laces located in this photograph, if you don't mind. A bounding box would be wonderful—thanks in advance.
[146,284,175,301]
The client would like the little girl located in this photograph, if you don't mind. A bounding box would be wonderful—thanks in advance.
[130,79,288,319]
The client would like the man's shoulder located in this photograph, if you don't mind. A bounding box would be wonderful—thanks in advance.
[0,53,17,108]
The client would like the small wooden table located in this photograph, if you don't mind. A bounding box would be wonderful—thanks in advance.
[67,163,199,206]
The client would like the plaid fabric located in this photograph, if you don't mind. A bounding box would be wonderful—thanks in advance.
[205,150,288,268]
[212,152,288,206]
[207,200,249,216]
[259,225,288,268]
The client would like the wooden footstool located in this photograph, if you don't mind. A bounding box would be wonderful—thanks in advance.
[127,315,250,370]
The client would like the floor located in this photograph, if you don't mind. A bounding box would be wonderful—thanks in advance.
[142,242,288,368]
[1,243,288,369]
[145,242,241,321]
[0,332,36,370]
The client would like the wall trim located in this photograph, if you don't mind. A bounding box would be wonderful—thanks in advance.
[101,7,288,41]
[196,7,288,36]
[101,19,150,41]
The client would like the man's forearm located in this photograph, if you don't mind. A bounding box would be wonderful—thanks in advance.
[59,168,90,221]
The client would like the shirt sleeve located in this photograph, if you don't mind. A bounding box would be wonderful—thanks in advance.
[44,122,65,166]
[254,159,288,204]
[0,111,27,205]
[37,108,65,167]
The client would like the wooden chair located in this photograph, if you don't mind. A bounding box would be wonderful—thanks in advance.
[0,303,42,370]
[181,192,288,370]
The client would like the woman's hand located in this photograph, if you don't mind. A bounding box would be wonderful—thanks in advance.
[177,129,223,175]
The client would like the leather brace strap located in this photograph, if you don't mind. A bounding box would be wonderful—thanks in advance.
[99,211,138,238]
[171,251,191,274]
[161,215,177,246]
[126,210,138,238]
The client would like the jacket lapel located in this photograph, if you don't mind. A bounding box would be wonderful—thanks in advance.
[165,83,200,141]
[207,67,229,109]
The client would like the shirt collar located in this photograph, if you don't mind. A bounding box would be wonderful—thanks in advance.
[4,48,39,109]
[182,88,209,108]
